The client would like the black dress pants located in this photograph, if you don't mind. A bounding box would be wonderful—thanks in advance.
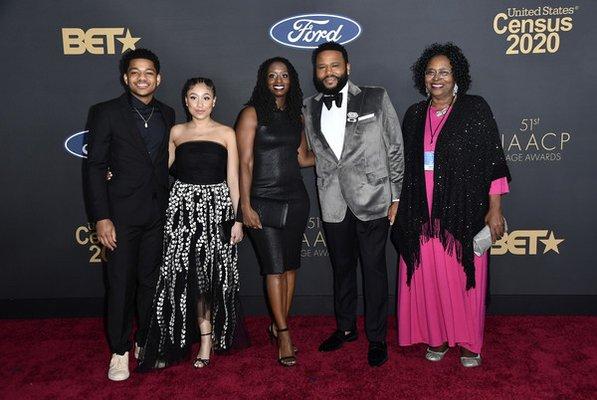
[106,205,163,355]
[322,208,389,342]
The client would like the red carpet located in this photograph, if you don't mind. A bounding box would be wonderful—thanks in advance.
[0,316,595,400]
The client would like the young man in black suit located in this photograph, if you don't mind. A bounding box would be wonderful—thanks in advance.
[85,48,175,381]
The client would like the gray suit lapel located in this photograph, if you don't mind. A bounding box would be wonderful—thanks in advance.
[340,82,363,160]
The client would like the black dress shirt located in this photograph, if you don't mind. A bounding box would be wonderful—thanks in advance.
[129,94,166,162]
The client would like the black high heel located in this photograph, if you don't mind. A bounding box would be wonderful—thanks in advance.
[193,332,212,368]
[268,323,298,354]
[267,323,276,344]
[276,327,296,367]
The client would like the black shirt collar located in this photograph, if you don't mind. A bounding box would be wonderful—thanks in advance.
[128,92,156,110]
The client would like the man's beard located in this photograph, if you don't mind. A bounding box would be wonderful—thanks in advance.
[313,72,349,95]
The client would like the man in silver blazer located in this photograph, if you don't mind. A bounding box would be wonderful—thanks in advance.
[303,42,404,366]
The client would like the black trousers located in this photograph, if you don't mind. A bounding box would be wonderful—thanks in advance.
[322,208,389,342]
[106,203,163,355]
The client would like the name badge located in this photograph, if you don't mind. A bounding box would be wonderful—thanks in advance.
[424,151,434,171]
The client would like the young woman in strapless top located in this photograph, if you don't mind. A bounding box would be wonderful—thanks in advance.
[138,77,248,371]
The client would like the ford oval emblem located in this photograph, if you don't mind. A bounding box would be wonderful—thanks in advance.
[64,130,89,158]
[269,14,362,49]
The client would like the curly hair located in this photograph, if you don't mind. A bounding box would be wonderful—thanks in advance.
[119,48,160,74]
[246,57,303,125]
[411,42,471,97]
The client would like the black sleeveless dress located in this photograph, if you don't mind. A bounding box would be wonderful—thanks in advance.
[248,110,310,275]
[138,141,247,371]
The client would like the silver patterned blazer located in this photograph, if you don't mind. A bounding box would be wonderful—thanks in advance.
[303,81,404,223]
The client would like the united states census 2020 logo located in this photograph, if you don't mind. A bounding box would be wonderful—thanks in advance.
[64,130,89,158]
[269,14,362,49]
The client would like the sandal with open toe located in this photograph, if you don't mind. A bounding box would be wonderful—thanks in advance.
[268,323,298,354]
[193,332,213,369]
[276,327,296,367]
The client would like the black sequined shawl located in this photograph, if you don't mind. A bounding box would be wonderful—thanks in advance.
[392,95,511,289]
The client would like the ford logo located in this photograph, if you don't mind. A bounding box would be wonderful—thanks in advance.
[64,130,89,158]
[269,14,362,49]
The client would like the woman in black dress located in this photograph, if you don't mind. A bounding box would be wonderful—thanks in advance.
[138,78,247,371]
[236,57,314,366]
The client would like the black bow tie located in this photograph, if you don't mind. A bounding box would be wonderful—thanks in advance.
[322,92,343,110]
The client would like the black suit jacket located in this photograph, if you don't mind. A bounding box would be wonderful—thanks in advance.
[86,93,175,225]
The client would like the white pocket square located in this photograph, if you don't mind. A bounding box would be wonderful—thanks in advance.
[358,113,375,121]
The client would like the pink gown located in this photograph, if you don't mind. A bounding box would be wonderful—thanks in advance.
[397,106,509,354]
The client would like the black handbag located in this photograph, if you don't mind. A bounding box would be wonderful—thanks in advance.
[237,198,289,228]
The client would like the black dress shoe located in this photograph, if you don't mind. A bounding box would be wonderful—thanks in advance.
[318,329,358,352]
[368,341,388,367]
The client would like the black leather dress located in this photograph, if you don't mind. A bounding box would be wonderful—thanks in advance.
[249,110,309,275]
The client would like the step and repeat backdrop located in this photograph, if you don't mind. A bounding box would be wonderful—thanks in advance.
[1,1,595,314]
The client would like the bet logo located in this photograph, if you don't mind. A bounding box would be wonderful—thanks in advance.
[491,230,564,256]
[62,28,140,55]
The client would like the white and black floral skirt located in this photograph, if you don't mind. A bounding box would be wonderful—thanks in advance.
[138,180,248,371]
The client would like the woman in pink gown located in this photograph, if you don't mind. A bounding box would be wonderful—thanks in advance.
[393,43,511,367]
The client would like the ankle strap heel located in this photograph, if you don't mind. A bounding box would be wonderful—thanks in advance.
[193,332,213,369]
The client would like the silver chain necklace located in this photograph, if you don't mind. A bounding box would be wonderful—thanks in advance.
[132,105,155,128]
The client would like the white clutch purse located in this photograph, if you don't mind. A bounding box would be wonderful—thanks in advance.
[473,219,507,256]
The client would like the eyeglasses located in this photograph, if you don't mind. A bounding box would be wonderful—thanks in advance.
[425,69,452,78]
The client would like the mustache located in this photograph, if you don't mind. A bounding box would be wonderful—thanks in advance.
[314,71,348,95]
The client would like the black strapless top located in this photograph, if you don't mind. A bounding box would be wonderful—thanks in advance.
[251,110,307,200]
[172,141,227,184]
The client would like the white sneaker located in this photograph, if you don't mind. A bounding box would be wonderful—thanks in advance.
[108,352,130,381]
